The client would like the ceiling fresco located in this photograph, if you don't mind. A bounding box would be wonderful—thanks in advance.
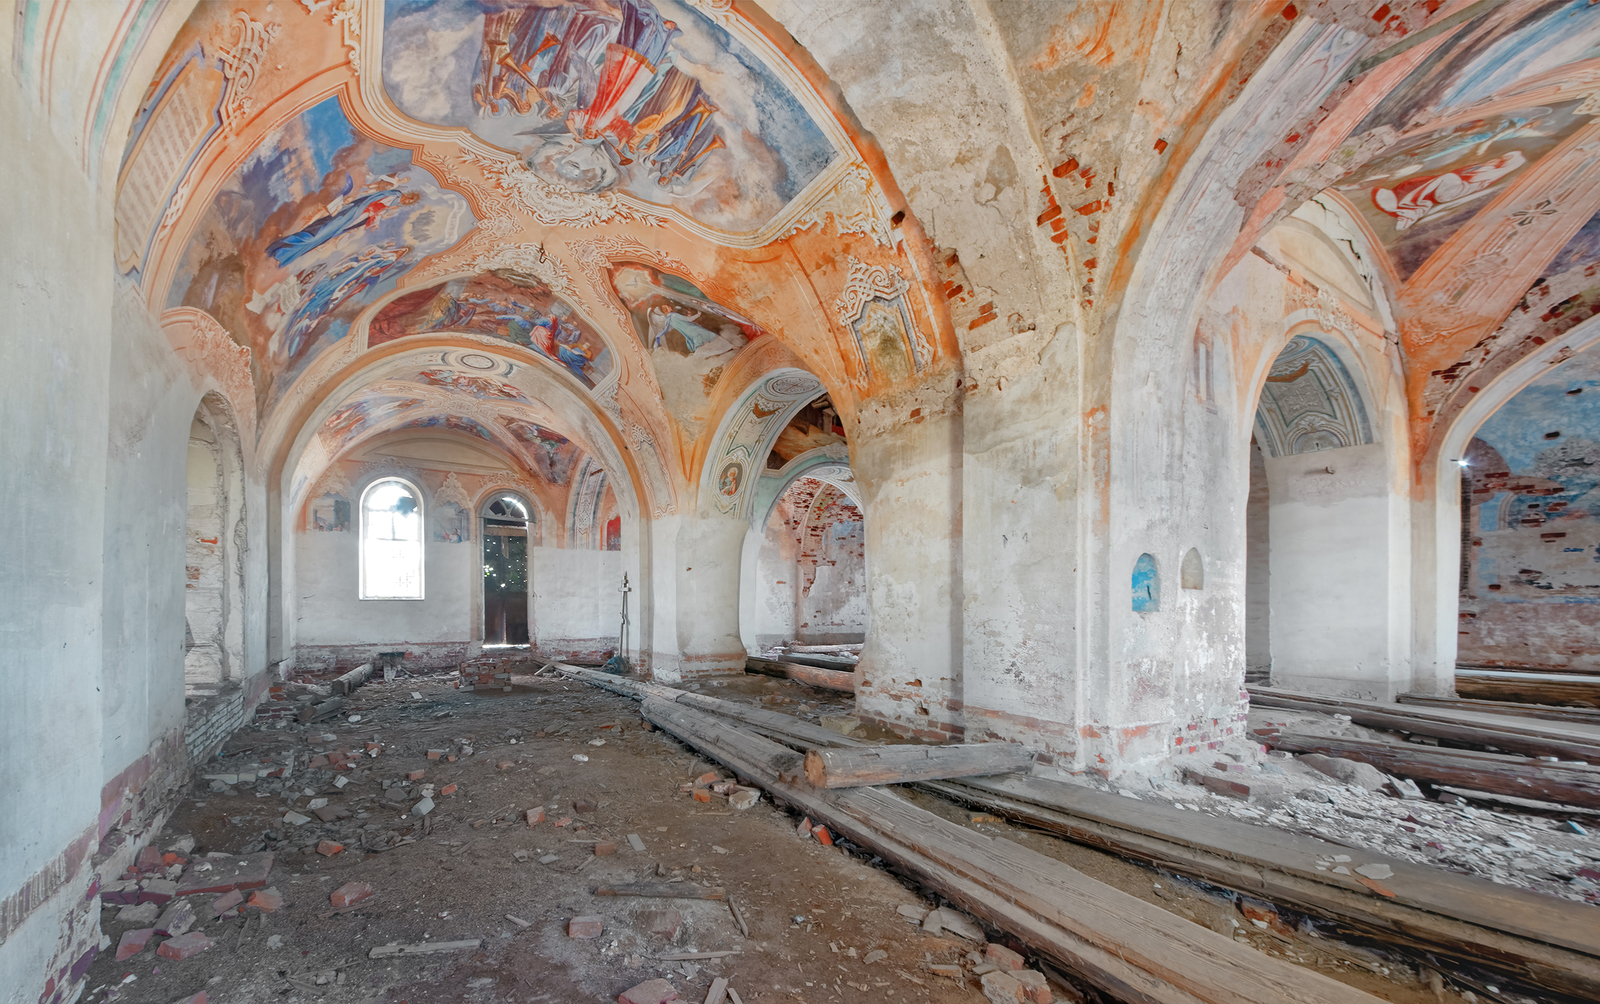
[379,0,839,234]
[368,271,614,388]
[607,259,760,438]
[165,95,476,412]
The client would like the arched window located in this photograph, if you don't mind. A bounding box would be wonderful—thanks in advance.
[1132,553,1160,612]
[360,479,424,599]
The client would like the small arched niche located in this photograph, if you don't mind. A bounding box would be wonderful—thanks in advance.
[1132,553,1160,612]
[1181,548,1204,590]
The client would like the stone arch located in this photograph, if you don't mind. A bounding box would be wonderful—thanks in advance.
[184,392,247,692]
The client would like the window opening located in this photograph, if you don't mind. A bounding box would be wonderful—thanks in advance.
[361,479,423,599]
[483,493,531,645]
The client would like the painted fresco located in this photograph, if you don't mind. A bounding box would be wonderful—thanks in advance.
[402,414,499,442]
[166,97,475,411]
[1336,103,1589,278]
[414,367,527,401]
[1356,1,1600,132]
[319,395,425,447]
[608,261,756,436]
[381,0,837,232]
[368,272,613,388]
[308,493,351,532]
[854,298,915,383]
[503,418,583,484]
[1460,344,1600,667]
[433,502,471,543]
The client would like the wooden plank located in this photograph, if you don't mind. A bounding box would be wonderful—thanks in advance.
[332,663,372,696]
[1265,729,1600,808]
[1398,693,1600,727]
[802,742,1035,788]
[671,690,872,750]
[639,698,1383,1004]
[788,643,860,654]
[368,939,480,958]
[1454,673,1600,709]
[928,777,1600,998]
[1248,686,1600,762]
[745,656,855,692]
[593,883,726,901]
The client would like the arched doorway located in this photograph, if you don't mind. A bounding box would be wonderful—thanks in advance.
[184,395,245,693]
[1245,332,1403,698]
[482,493,532,647]
[749,475,867,652]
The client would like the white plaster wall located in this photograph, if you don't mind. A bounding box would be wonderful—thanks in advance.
[798,520,868,643]
[751,520,800,650]
[0,55,111,990]
[530,546,625,653]
[1245,439,1272,677]
[295,532,476,648]
[1266,444,1411,699]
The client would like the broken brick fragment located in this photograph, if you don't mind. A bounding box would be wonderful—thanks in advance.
[115,928,154,961]
[329,882,374,908]
[526,807,546,827]
[594,839,617,856]
[439,783,457,796]
[210,889,244,916]
[568,915,604,938]
[985,942,1026,971]
[692,789,711,803]
[247,887,283,912]
[316,840,344,856]
[156,932,213,960]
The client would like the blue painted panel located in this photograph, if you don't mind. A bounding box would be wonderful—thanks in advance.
[1132,553,1160,612]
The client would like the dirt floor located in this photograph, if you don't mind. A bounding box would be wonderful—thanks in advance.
[80,670,1537,1004]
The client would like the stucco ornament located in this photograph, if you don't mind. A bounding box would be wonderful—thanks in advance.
[463,151,664,229]
[182,310,256,440]
[623,418,675,517]
[835,256,910,326]
[461,243,574,298]
[785,161,895,247]
[215,11,280,128]
[434,472,472,512]
[299,0,361,73]
[1289,284,1354,342]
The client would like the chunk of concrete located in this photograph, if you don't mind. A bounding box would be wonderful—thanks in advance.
[116,902,159,923]
[981,971,1026,1004]
[618,978,678,1004]
[1297,754,1389,792]
[155,900,196,936]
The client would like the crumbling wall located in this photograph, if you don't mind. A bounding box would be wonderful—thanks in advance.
[1460,344,1600,670]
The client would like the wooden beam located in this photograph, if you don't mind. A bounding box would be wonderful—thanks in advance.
[925,775,1600,1000]
[745,656,855,692]
[593,883,726,901]
[639,698,1383,1004]
[332,663,373,696]
[1263,729,1600,809]
[802,742,1035,788]
[1248,686,1600,762]
[1398,692,1600,727]
[1454,672,1600,710]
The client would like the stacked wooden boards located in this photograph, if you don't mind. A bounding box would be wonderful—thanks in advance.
[1249,687,1600,809]
[638,694,1385,1004]
[1398,693,1600,727]
[926,775,1600,1001]
[558,666,1600,1001]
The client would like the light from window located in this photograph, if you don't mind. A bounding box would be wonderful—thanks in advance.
[361,479,423,599]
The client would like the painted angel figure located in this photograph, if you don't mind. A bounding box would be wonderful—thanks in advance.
[1371,150,1526,231]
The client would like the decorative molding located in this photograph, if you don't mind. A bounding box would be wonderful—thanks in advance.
[1288,283,1354,341]
[459,242,574,296]
[569,237,704,330]
[181,311,256,439]
[783,161,894,247]
[835,256,910,326]
[435,471,472,511]
[214,11,280,129]
[687,0,737,25]
[462,150,665,229]
[298,0,360,72]
[623,418,675,517]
